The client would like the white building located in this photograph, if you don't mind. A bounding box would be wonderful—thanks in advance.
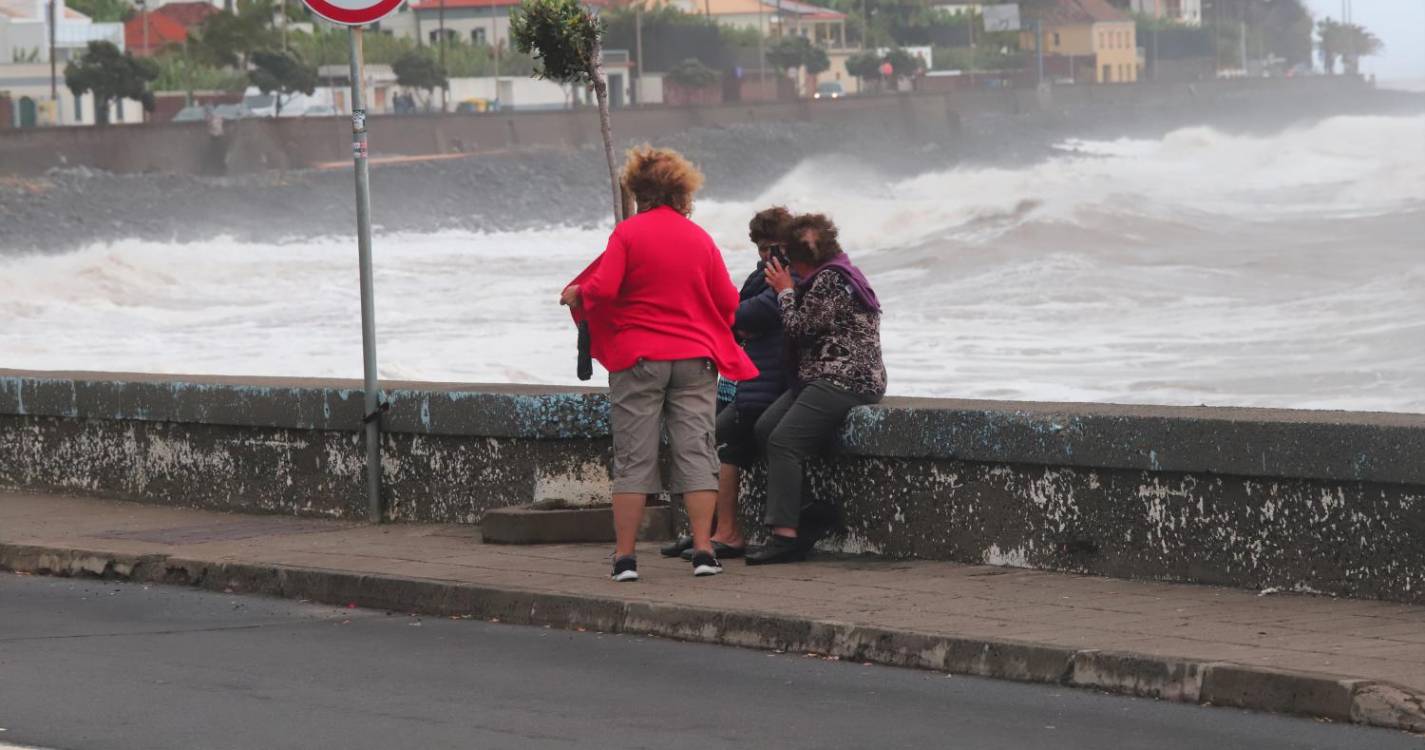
[0,0,136,126]
[0,0,125,64]
[1130,0,1202,26]
[380,0,517,50]
[1,63,142,126]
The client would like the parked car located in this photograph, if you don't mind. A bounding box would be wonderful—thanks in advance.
[301,105,337,117]
[813,82,845,100]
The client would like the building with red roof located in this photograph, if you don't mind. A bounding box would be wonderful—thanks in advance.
[124,1,216,57]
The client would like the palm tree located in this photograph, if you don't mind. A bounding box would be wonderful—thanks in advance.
[511,0,622,223]
[1318,19,1383,76]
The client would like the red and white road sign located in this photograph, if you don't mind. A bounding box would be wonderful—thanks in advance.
[301,0,402,26]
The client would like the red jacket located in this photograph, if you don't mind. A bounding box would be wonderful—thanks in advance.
[570,207,759,381]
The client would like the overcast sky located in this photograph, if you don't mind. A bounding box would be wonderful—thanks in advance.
[1300,0,1425,80]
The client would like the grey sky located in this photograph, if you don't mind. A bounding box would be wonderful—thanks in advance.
[1301,0,1425,80]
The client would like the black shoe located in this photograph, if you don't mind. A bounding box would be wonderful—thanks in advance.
[660,535,694,558]
[745,535,806,566]
[611,555,639,582]
[682,541,746,560]
[690,551,723,577]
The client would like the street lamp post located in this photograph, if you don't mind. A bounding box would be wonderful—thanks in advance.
[47,0,57,107]
[438,0,447,110]
[1151,0,1159,82]
[633,5,642,103]
[139,0,149,55]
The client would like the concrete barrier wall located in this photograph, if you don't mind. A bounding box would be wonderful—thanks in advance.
[3,369,1423,604]
[0,77,1383,177]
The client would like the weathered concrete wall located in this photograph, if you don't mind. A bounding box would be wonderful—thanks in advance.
[3,369,1424,604]
[0,372,611,524]
[0,77,1399,177]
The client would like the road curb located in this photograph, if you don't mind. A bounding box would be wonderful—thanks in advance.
[4,541,1422,734]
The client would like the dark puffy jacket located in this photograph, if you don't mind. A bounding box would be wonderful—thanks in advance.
[730,262,789,413]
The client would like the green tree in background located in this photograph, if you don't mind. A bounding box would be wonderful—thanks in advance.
[249,49,317,116]
[393,50,449,109]
[152,50,248,94]
[664,57,720,90]
[68,0,133,22]
[764,35,811,72]
[511,0,621,222]
[188,0,277,70]
[804,44,830,80]
[286,28,533,78]
[764,35,830,82]
[65,40,159,124]
[884,47,920,80]
[845,49,883,81]
[1318,19,1382,76]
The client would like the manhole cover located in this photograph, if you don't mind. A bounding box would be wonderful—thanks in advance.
[92,519,346,545]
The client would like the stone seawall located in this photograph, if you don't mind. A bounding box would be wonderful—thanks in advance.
[0,77,1400,178]
[3,369,1423,604]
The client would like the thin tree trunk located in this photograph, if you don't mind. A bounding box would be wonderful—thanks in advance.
[590,42,622,224]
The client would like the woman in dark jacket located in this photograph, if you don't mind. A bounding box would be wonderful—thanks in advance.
[662,207,794,560]
[748,212,886,565]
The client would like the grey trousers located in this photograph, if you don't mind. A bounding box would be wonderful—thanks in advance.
[608,358,720,495]
[754,381,880,529]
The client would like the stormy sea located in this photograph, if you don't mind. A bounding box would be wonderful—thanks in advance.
[3,98,1423,413]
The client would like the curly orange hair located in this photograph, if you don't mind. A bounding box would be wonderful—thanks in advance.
[620,145,705,217]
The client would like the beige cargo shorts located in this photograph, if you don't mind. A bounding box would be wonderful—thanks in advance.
[608,358,720,495]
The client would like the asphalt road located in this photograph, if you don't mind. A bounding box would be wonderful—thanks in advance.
[0,574,1417,750]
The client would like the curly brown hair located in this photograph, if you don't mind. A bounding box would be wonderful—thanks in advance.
[620,145,705,217]
[786,213,843,266]
[748,206,793,246]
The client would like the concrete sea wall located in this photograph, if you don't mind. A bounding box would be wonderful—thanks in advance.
[3,369,1423,604]
[0,77,1393,177]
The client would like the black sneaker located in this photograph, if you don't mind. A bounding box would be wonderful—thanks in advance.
[690,551,723,577]
[611,555,639,582]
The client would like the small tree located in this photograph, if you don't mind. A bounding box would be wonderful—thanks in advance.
[1317,18,1341,74]
[1336,22,1383,76]
[845,50,882,82]
[393,50,449,111]
[189,0,277,71]
[65,41,159,125]
[511,0,622,222]
[664,57,720,90]
[250,49,317,117]
[765,35,811,72]
[804,45,830,84]
[884,47,920,82]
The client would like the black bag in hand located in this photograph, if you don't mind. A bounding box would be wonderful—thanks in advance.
[577,320,593,381]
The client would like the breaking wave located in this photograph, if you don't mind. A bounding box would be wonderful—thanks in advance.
[4,113,1424,412]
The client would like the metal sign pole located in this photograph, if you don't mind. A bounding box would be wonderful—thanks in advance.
[348,26,383,522]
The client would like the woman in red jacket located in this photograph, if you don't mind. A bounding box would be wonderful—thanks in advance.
[561,146,758,582]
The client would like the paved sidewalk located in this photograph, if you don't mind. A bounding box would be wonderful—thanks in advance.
[3,491,1424,732]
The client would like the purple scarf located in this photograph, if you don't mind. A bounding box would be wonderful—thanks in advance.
[797,253,881,313]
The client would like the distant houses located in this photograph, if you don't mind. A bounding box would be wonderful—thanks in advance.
[1025,0,1138,84]
[124,1,216,57]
